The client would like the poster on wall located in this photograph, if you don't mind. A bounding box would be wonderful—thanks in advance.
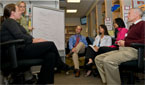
[133,0,145,21]
[133,0,145,7]
[124,6,131,22]
[122,5,132,29]
[105,17,112,30]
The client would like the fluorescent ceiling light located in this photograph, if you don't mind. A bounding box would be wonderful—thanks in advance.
[67,0,81,3]
[66,9,77,13]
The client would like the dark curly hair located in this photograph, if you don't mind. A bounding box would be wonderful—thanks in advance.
[114,18,126,28]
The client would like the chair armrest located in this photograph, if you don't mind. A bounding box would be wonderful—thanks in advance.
[1,39,24,69]
[0,39,24,46]
[131,43,145,48]
[131,43,145,70]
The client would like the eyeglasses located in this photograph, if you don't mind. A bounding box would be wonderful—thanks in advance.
[19,6,26,8]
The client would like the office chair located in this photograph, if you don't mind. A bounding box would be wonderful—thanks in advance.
[0,39,43,84]
[119,43,145,84]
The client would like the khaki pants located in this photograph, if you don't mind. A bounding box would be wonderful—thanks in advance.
[95,47,137,85]
[72,42,85,69]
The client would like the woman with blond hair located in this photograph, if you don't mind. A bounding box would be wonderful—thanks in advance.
[17,1,33,33]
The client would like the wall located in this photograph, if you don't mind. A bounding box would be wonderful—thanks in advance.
[0,0,59,16]
[65,17,88,37]
[121,0,132,28]
[88,9,96,37]
[0,3,3,16]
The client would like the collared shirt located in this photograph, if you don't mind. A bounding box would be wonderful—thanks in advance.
[93,35,112,47]
[69,34,88,50]
[134,19,142,24]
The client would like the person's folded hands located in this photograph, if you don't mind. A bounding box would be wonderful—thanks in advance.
[33,38,47,43]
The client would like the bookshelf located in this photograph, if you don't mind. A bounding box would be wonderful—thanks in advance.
[65,26,76,44]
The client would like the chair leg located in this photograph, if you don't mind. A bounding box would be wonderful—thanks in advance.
[128,72,135,84]
[120,71,129,84]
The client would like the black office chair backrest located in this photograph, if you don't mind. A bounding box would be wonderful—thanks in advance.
[86,37,94,45]
[119,43,145,72]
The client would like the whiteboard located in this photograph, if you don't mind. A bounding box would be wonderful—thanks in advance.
[32,6,65,51]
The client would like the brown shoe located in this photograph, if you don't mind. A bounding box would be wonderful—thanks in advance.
[75,69,80,77]
[66,51,73,57]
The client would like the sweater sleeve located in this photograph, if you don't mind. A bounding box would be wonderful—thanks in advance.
[125,33,145,46]
[5,19,33,44]
[82,36,88,47]
[69,36,74,50]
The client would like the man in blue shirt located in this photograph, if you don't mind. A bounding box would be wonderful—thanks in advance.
[68,26,88,77]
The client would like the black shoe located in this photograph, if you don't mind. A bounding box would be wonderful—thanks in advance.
[86,62,93,66]
[93,69,99,77]
[62,64,71,72]
[85,63,93,70]
[93,72,98,77]
[63,64,71,75]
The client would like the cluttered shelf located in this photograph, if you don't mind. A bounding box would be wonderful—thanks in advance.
[65,26,76,44]
[112,0,122,20]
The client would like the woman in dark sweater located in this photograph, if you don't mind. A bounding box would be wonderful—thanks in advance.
[1,3,69,84]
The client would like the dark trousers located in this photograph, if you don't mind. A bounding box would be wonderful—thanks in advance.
[17,41,64,84]
[85,46,118,70]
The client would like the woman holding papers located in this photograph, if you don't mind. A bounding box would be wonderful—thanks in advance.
[85,18,128,77]
[84,24,112,77]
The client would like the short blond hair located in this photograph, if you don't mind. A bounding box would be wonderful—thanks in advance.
[76,26,82,30]
[16,1,26,14]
